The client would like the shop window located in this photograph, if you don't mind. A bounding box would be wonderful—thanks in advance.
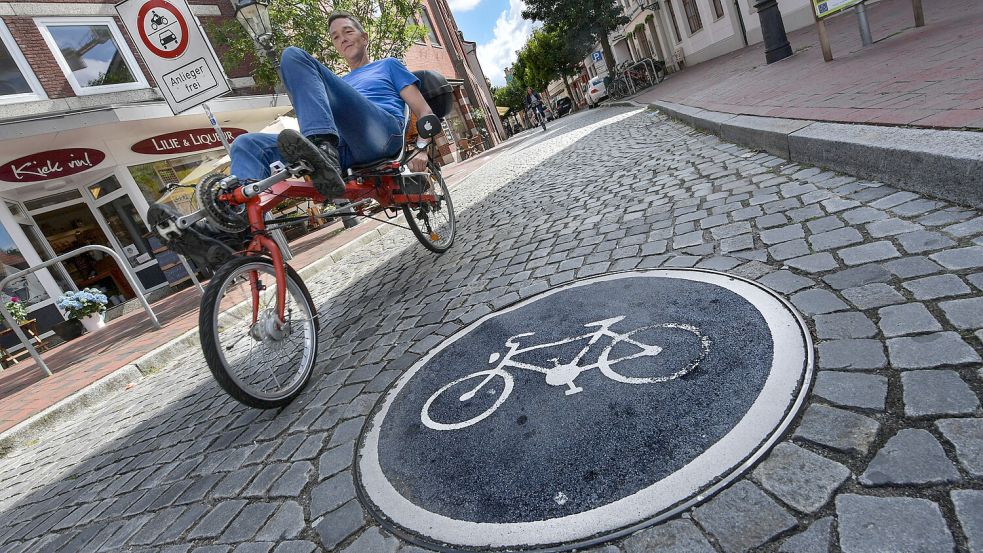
[23,189,82,212]
[0,20,47,105]
[0,223,48,306]
[89,176,121,199]
[4,202,22,218]
[128,150,229,213]
[98,194,152,266]
[33,203,132,306]
[666,1,683,42]
[35,17,148,96]
[18,223,74,293]
[420,8,441,46]
[712,0,725,18]
[682,0,703,33]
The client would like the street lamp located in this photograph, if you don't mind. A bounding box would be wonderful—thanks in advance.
[233,0,276,61]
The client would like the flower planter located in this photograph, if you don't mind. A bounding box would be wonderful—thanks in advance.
[52,319,84,341]
[79,313,106,333]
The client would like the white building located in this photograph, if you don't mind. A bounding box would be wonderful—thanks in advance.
[0,0,291,349]
[583,0,815,78]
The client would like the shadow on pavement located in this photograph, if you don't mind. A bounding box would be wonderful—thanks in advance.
[0,108,655,551]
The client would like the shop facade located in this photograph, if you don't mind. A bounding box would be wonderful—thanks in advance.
[0,0,284,349]
[0,97,292,346]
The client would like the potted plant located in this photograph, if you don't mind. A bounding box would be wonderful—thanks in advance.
[56,288,109,333]
[4,297,28,324]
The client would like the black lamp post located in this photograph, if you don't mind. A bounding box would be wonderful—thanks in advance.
[753,0,792,63]
[232,0,278,66]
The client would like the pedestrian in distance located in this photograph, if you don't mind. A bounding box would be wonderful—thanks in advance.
[525,87,547,131]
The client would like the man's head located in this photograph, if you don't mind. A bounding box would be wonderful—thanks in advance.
[328,11,369,68]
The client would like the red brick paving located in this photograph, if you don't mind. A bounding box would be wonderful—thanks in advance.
[0,154,493,434]
[637,0,983,129]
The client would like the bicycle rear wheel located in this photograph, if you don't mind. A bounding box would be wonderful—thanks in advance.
[403,161,456,254]
[200,256,319,408]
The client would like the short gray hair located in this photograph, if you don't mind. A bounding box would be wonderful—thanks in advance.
[328,11,366,34]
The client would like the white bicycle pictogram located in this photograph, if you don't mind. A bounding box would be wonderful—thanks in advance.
[421,316,711,431]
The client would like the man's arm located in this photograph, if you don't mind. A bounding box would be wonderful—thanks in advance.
[400,84,435,172]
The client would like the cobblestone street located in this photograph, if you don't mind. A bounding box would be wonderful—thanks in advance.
[1,106,982,552]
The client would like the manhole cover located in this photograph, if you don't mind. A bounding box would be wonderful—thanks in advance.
[356,269,812,551]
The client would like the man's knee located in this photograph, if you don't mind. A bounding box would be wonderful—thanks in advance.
[230,133,275,161]
[281,46,312,69]
[230,133,258,157]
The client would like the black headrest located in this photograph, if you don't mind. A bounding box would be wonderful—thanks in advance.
[413,70,453,119]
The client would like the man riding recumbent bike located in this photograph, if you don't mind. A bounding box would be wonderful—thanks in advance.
[147,13,456,409]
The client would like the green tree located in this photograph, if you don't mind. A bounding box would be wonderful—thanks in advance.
[516,27,592,111]
[493,79,526,113]
[208,0,427,88]
[522,0,628,75]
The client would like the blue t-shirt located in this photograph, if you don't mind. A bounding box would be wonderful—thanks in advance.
[342,58,419,122]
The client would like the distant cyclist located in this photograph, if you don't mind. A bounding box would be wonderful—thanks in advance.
[525,87,547,131]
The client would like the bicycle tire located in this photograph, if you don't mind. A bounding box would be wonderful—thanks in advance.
[597,323,710,384]
[200,256,319,409]
[403,161,456,254]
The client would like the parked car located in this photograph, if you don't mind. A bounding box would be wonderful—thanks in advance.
[586,76,608,108]
[554,97,573,117]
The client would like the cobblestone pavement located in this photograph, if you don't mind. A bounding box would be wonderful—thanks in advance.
[1,107,982,552]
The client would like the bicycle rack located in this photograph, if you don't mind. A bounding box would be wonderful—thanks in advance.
[632,58,661,84]
[0,245,161,377]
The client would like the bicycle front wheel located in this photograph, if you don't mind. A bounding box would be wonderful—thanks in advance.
[200,256,319,408]
[403,161,456,253]
[597,323,710,384]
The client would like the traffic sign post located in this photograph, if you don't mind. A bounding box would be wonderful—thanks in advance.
[115,0,231,115]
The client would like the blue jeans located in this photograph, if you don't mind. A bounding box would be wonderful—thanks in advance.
[229,47,405,181]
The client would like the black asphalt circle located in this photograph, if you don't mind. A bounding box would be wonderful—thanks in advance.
[356,269,813,551]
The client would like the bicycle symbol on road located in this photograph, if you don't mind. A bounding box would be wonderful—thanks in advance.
[421,316,711,431]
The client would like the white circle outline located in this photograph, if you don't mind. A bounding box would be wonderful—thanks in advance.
[357,269,812,550]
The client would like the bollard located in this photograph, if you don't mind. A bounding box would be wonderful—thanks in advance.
[856,2,873,47]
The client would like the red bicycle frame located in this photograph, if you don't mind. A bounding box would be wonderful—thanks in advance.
[216,166,437,322]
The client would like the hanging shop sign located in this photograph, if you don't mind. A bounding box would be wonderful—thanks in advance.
[131,128,248,155]
[813,0,863,18]
[0,149,107,183]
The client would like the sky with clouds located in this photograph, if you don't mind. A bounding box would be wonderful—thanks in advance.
[449,0,533,87]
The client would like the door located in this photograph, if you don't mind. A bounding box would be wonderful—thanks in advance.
[30,198,135,305]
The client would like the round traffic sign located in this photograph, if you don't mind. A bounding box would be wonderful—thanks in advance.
[357,269,813,551]
[136,0,189,59]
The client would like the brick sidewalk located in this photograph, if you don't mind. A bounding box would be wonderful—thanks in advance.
[636,0,983,129]
[0,151,499,435]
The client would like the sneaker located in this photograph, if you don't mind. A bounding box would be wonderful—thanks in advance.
[147,203,238,270]
[277,129,346,198]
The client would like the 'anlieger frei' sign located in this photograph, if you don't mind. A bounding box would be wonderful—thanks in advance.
[115,0,231,114]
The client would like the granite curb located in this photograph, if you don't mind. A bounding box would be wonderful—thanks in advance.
[650,100,983,209]
[0,212,405,454]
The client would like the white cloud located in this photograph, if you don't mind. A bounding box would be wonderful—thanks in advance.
[448,0,482,12]
[476,0,533,87]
